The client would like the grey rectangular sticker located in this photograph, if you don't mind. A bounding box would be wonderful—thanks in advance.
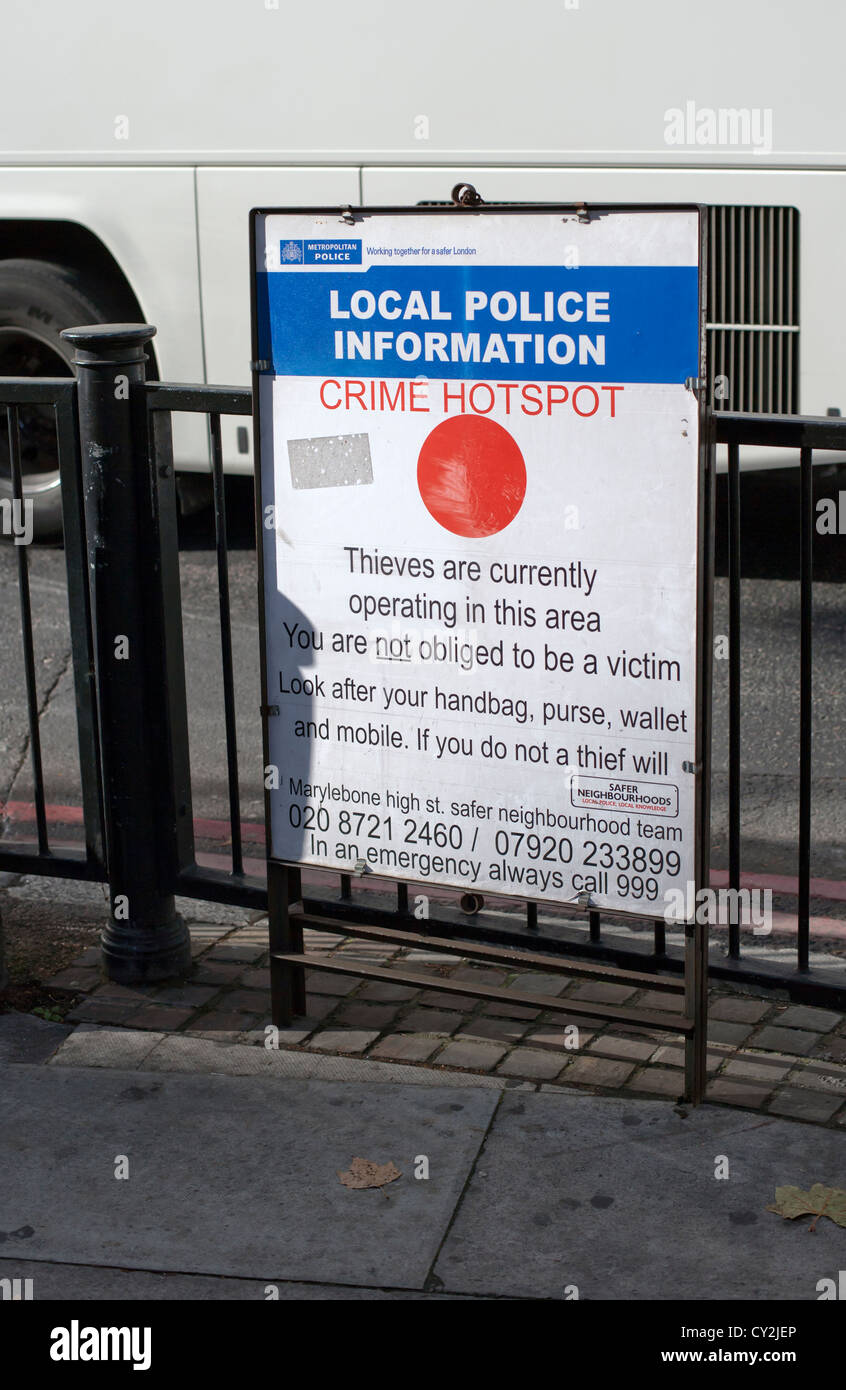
[287,433,373,490]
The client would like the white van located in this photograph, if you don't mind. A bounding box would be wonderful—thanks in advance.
[0,0,840,534]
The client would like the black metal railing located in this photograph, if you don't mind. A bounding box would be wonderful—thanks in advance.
[1,347,843,1005]
[0,378,105,883]
[144,381,264,912]
[718,411,844,975]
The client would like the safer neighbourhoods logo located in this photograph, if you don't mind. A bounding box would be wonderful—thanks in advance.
[280,239,362,265]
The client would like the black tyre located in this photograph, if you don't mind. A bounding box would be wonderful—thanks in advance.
[0,259,131,542]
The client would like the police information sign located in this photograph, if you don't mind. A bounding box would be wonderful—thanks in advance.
[252,205,708,922]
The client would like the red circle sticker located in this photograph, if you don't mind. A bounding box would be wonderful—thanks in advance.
[416,414,527,538]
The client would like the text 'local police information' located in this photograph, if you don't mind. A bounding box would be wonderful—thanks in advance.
[255,208,703,920]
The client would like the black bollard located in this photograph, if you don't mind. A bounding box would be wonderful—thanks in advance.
[61,324,191,984]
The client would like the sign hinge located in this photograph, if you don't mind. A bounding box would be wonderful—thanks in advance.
[685,376,705,393]
[251,359,272,372]
[682,760,701,774]
[261,704,280,717]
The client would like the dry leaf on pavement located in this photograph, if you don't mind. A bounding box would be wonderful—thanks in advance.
[766,1184,846,1232]
[338,1157,402,1190]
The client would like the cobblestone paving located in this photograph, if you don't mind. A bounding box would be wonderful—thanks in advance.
[46,918,846,1127]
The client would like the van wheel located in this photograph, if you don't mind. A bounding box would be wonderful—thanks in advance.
[0,259,132,542]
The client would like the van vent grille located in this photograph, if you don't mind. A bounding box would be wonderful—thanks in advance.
[707,204,800,414]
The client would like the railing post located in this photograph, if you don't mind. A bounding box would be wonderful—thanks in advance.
[0,904,6,996]
[61,324,191,983]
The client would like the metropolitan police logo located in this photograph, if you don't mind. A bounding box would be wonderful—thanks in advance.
[280,240,304,263]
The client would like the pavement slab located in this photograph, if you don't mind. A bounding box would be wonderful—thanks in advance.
[432,1090,846,1300]
[0,1064,498,1290]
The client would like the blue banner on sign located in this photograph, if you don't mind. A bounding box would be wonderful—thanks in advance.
[256,264,699,383]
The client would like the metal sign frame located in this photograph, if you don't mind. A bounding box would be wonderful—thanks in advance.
[250,201,712,1103]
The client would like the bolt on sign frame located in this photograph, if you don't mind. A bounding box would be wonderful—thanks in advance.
[250,201,713,1103]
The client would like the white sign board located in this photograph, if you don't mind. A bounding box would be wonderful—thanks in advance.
[253,206,704,920]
